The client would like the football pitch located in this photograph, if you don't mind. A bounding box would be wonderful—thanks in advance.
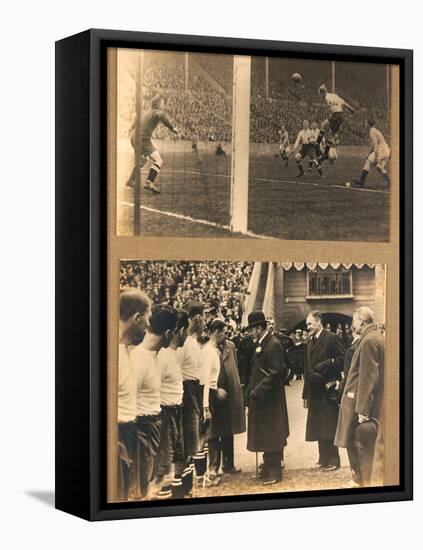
[117,143,390,241]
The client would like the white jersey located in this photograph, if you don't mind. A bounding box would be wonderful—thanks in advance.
[131,344,161,416]
[118,344,138,423]
[369,127,390,157]
[294,128,314,149]
[279,131,289,147]
[310,128,319,143]
[178,334,203,382]
[325,92,345,113]
[158,347,183,406]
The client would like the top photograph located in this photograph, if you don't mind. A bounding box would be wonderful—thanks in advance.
[111,48,397,241]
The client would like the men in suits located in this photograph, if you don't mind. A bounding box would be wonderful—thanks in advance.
[246,311,290,485]
[208,332,246,476]
[335,307,384,487]
[303,310,345,471]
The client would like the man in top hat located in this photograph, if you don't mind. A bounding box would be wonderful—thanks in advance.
[335,307,384,487]
[303,310,345,471]
[246,311,289,485]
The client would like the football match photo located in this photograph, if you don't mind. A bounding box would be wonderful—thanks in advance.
[112,49,394,241]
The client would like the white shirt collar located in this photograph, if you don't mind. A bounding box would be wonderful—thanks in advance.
[315,328,324,340]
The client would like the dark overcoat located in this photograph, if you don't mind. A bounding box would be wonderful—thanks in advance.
[247,333,290,452]
[210,340,246,438]
[302,329,345,441]
[335,324,384,448]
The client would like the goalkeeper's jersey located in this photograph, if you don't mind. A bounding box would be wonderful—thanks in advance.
[140,108,175,138]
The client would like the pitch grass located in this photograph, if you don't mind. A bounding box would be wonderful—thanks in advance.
[118,148,390,241]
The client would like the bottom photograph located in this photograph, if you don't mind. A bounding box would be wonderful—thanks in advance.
[113,260,387,502]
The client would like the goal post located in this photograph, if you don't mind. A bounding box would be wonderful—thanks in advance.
[133,50,144,236]
[230,55,251,234]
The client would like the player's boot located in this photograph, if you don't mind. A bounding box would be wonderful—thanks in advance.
[351,179,364,188]
[144,182,161,194]
[125,167,136,188]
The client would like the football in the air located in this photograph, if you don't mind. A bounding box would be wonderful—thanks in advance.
[345,181,351,188]
[292,72,302,83]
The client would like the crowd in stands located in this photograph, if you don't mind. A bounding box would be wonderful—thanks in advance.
[120,261,253,335]
[118,51,390,145]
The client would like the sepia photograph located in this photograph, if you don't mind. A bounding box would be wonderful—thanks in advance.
[112,260,387,502]
[113,49,395,241]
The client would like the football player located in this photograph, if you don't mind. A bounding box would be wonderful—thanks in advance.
[352,120,391,187]
[278,125,290,167]
[308,122,320,171]
[126,92,178,194]
[316,84,354,161]
[294,120,323,178]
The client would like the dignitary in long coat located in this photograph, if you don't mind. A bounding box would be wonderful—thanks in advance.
[208,335,246,476]
[335,307,384,487]
[246,311,289,485]
[302,310,345,471]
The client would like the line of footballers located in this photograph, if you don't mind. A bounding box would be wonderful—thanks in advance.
[118,288,242,501]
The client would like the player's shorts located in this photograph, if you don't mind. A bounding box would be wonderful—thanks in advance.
[365,148,390,171]
[155,405,185,478]
[300,144,317,159]
[328,112,344,133]
[130,131,157,157]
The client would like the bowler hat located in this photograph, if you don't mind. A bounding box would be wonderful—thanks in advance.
[353,418,379,449]
[324,380,340,405]
[247,311,267,329]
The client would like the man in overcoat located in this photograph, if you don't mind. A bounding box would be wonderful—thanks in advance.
[208,336,246,476]
[246,311,289,485]
[303,310,345,471]
[335,307,384,487]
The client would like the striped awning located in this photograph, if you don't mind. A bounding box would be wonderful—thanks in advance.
[278,262,375,271]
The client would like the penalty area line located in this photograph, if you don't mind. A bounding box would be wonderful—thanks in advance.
[118,201,274,240]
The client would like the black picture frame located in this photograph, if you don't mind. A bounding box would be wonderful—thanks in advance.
[55,28,413,521]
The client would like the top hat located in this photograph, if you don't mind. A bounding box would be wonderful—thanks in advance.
[247,311,267,329]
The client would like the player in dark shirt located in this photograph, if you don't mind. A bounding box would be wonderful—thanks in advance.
[126,93,178,194]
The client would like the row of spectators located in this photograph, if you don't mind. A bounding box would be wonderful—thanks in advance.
[120,261,253,332]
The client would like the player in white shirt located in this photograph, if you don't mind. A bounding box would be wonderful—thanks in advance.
[177,301,208,483]
[278,125,290,167]
[153,309,193,499]
[117,288,152,501]
[294,120,323,178]
[308,122,321,172]
[132,304,178,499]
[352,120,391,187]
[317,84,355,161]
